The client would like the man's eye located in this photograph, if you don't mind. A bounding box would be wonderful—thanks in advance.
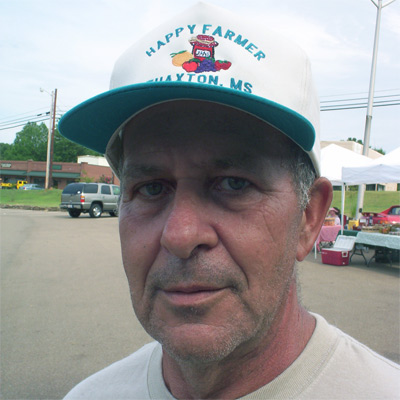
[219,177,250,191]
[138,182,165,196]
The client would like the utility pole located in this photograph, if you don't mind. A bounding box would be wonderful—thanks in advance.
[355,0,397,219]
[48,88,58,189]
[43,89,57,189]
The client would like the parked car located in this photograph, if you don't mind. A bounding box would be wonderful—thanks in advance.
[362,205,400,225]
[20,184,44,190]
[372,206,400,225]
[60,182,120,218]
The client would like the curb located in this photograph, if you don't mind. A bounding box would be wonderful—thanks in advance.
[0,204,62,212]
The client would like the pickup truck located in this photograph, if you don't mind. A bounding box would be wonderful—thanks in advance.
[0,180,28,189]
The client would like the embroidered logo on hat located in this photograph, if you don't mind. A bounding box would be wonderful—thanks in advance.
[58,2,321,177]
[171,34,232,74]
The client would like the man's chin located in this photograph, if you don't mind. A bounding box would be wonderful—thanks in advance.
[151,323,251,364]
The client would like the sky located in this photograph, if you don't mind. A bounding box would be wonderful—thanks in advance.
[1,0,399,153]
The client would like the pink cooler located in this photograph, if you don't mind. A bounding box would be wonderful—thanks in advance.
[320,236,356,266]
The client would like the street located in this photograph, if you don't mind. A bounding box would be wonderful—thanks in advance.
[1,209,399,400]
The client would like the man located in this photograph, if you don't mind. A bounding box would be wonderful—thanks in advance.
[60,3,399,399]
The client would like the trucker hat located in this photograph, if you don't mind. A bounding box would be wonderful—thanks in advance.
[58,2,321,176]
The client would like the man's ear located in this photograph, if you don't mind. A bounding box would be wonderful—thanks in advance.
[296,177,333,261]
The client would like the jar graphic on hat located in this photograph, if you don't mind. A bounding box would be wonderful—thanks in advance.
[189,35,218,60]
[171,34,231,73]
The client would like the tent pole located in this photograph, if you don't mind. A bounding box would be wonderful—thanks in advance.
[341,183,345,234]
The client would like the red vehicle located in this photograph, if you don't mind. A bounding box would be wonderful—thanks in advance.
[365,206,400,225]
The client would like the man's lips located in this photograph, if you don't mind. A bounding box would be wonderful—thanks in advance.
[160,285,227,307]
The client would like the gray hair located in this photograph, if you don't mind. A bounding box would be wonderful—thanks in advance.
[285,140,317,211]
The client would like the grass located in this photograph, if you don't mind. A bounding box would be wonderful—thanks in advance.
[0,187,399,215]
[0,188,63,208]
[331,190,400,218]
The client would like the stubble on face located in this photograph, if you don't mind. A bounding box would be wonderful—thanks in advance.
[119,100,304,366]
[129,221,300,366]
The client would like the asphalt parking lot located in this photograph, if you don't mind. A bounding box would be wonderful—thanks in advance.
[1,208,399,400]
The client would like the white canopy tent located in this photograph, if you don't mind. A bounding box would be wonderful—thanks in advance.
[342,146,400,185]
[321,144,375,185]
[315,145,374,257]
[321,144,375,230]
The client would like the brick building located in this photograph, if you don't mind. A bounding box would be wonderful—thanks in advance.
[0,157,119,189]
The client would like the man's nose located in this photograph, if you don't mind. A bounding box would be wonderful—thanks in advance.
[160,191,219,259]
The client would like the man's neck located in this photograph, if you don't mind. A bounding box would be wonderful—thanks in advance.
[161,282,316,399]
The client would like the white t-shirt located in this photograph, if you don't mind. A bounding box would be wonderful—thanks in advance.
[64,314,400,399]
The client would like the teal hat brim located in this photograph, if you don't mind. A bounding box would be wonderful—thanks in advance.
[58,81,315,155]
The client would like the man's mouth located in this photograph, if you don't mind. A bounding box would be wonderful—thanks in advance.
[160,285,227,307]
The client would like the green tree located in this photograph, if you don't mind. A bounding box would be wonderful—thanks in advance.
[0,122,101,162]
[346,137,385,155]
[347,137,363,145]
[53,129,101,162]
[371,147,385,155]
[10,122,49,161]
[0,142,15,160]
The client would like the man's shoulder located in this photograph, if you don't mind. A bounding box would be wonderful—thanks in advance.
[326,323,399,393]
[322,314,399,372]
[63,341,160,400]
[304,314,400,399]
[247,314,399,399]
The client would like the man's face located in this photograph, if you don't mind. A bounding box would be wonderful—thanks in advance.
[119,101,305,364]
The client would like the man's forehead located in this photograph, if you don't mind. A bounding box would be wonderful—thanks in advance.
[121,136,294,186]
[122,101,292,152]
[116,101,299,184]
[122,151,260,175]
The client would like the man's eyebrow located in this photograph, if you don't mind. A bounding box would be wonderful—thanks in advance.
[121,163,164,181]
[121,154,261,180]
[212,153,259,172]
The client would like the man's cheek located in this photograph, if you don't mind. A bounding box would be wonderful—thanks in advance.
[121,243,147,282]
[120,228,159,304]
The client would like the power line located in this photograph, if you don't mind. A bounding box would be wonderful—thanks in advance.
[321,96,400,111]
[319,88,400,98]
[320,93,399,104]
[0,118,49,130]
[0,107,50,122]
[0,112,51,126]
[319,92,400,111]
[0,115,62,131]
[0,114,62,128]
[321,102,400,111]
